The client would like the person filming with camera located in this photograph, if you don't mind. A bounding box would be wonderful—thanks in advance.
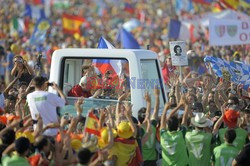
[11,55,33,84]
[27,76,66,136]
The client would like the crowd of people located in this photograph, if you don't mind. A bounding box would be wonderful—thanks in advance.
[0,0,249,166]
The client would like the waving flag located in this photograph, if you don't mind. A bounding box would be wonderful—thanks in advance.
[220,0,239,10]
[96,37,122,85]
[62,14,85,34]
[97,36,115,49]
[192,0,213,5]
[120,28,140,49]
[30,18,51,45]
[85,112,100,136]
[168,19,181,39]
[204,56,250,90]
[10,17,25,36]
[175,0,194,15]
[240,0,250,7]
[24,3,46,19]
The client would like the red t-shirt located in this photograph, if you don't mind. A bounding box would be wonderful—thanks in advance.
[67,85,92,98]
[162,64,176,84]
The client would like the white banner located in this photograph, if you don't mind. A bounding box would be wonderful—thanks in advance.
[169,41,188,66]
[209,18,250,46]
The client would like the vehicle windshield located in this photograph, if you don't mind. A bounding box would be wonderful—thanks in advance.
[61,58,130,116]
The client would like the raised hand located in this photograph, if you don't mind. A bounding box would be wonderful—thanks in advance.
[144,91,151,102]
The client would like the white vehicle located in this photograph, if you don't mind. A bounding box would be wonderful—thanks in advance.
[49,49,167,117]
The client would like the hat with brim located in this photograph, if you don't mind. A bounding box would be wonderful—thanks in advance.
[191,113,213,128]
[223,109,239,128]
[117,121,133,139]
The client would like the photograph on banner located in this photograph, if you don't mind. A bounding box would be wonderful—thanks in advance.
[209,18,250,46]
[169,41,188,66]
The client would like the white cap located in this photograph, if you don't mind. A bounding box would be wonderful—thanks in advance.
[79,76,87,85]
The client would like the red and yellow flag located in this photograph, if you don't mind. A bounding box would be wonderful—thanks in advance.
[220,0,239,10]
[109,137,143,166]
[85,112,100,136]
[62,14,85,34]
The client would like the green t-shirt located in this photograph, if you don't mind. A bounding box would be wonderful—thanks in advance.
[141,120,157,161]
[160,128,189,166]
[185,130,212,166]
[212,143,239,166]
[219,128,247,151]
[2,154,30,166]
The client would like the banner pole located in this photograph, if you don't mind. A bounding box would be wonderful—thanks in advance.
[179,66,182,81]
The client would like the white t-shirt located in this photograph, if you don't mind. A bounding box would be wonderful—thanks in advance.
[27,90,65,136]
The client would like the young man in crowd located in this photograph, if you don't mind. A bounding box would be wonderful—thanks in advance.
[160,96,189,166]
[27,76,66,136]
[185,112,213,166]
[212,129,238,166]
[2,137,30,166]
[138,88,160,166]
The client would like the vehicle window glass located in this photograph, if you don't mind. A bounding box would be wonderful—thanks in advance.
[140,59,166,112]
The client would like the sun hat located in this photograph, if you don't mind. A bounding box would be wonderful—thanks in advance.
[223,109,240,128]
[191,113,213,128]
[71,139,82,151]
[117,121,133,139]
[98,127,117,148]
[16,131,35,144]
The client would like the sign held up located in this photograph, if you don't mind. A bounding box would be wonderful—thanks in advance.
[169,41,188,66]
[209,18,250,46]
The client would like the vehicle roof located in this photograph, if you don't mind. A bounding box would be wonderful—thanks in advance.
[52,48,158,60]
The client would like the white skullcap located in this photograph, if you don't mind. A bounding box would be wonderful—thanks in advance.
[79,76,87,85]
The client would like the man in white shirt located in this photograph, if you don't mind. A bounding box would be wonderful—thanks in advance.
[27,76,66,136]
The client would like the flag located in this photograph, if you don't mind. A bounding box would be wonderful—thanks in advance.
[97,36,115,49]
[10,17,25,36]
[85,112,100,136]
[212,2,225,12]
[204,56,250,90]
[168,19,181,39]
[220,0,239,10]
[29,18,51,45]
[120,28,140,49]
[110,137,143,166]
[96,37,122,87]
[239,0,250,8]
[192,0,213,5]
[175,0,194,15]
[62,14,85,34]
[52,0,70,9]
[24,3,46,19]
[32,0,44,5]
[124,3,135,14]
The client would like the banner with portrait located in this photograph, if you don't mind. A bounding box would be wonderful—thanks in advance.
[169,41,188,66]
[209,18,250,46]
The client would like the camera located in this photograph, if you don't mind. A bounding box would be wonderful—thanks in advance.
[15,59,23,63]
[47,82,53,86]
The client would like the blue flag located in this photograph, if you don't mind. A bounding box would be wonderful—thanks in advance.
[168,19,181,39]
[97,36,115,49]
[24,3,45,19]
[30,18,51,45]
[120,28,140,49]
[204,56,250,90]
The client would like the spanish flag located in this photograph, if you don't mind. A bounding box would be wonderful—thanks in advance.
[109,137,143,166]
[62,14,85,34]
[239,0,250,8]
[220,0,239,10]
[85,112,100,136]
